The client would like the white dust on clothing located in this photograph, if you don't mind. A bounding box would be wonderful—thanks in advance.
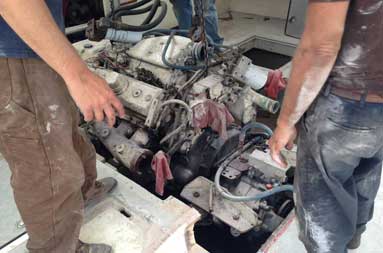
[4,104,15,113]
[49,104,59,119]
[304,207,333,253]
[46,122,51,133]
[341,44,363,66]
[46,104,60,133]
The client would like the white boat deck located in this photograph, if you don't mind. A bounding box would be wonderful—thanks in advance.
[220,12,298,47]
[0,157,207,253]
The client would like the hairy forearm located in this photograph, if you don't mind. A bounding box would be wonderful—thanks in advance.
[277,45,339,127]
[0,0,88,84]
[276,1,349,128]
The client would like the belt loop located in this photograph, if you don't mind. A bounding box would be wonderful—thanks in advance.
[323,84,331,97]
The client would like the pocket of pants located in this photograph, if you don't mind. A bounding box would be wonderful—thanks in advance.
[0,135,47,191]
[325,94,375,133]
[0,65,12,112]
[0,100,39,139]
[327,116,375,133]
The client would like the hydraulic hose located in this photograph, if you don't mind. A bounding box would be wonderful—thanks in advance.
[239,122,273,145]
[87,0,168,41]
[141,0,161,25]
[113,5,154,18]
[214,127,294,202]
[143,29,189,37]
[159,99,193,122]
[159,99,193,145]
[110,0,152,18]
[113,0,160,25]
[108,1,167,32]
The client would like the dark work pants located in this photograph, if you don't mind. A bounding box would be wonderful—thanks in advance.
[170,0,224,45]
[295,93,382,253]
[0,58,97,252]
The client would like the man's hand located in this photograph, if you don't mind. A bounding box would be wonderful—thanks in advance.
[267,1,350,167]
[269,124,297,168]
[0,0,125,127]
[65,69,125,127]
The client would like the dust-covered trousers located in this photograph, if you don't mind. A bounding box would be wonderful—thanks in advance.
[295,93,382,253]
[0,58,97,252]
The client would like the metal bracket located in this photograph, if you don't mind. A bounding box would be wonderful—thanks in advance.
[181,176,260,234]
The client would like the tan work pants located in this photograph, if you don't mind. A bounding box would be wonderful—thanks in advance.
[0,58,97,253]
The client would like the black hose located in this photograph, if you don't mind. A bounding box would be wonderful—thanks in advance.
[110,0,152,18]
[239,122,273,145]
[113,0,160,24]
[141,0,160,25]
[113,5,154,18]
[108,1,167,32]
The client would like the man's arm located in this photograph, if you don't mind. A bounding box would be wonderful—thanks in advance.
[269,1,350,166]
[0,0,124,126]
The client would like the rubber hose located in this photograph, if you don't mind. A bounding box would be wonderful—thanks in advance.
[113,5,154,18]
[160,99,193,122]
[110,1,167,31]
[239,122,273,144]
[141,0,160,25]
[110,0,152,18]
[214,166,294,202]
[143,29,189,37]
[214,128,294,202]
[113,0,159,24]
[159,99,193,144]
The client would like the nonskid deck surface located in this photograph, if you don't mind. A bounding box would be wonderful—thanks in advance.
[0,157,206,253]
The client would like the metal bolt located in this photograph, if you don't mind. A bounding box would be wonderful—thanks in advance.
[133,89,142,97]
[101,129,110,138]
[230,227,241,237]
[145,95,152,102]
[193,192,200,198]
[16,220,25,229]
[116,144,125,153]
[233,215,240,221]
[289,16,296,23]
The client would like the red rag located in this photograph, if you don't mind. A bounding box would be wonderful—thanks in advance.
[151,151,173,196]
[264,70,287,99]
[192,100,235,139]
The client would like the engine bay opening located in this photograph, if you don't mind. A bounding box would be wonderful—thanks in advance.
[73,2,296,250]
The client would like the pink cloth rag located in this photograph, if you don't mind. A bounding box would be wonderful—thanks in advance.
[151,151,173,196]
[192,100,235,139]
[264,69,287,99]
